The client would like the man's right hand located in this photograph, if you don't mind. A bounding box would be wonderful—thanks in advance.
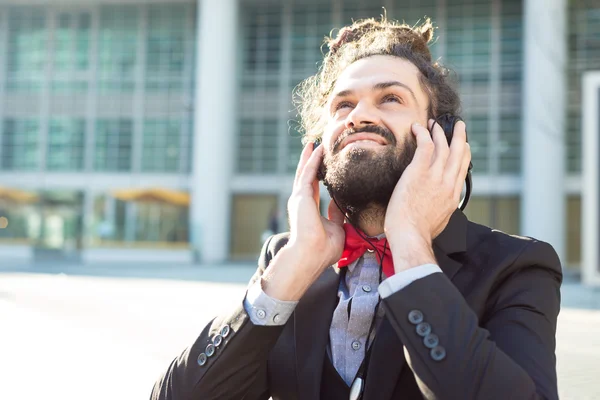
[261,142,346,301]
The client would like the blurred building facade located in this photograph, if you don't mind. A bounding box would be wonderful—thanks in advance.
[0,0,597,273]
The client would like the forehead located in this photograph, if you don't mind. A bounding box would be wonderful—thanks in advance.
[331,55,426,101]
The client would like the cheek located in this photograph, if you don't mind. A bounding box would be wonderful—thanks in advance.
[385,114,416,142]
[322,120,345,148]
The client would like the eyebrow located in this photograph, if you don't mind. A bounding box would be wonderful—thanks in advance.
[332,80,419,105]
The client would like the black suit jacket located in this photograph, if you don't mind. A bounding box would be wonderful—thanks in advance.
[151,210,562,400]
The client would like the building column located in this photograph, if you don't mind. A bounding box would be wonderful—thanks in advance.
[521,0,567,263]
[190,0,238,263]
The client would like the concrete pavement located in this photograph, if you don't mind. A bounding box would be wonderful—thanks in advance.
[1,262,599,399]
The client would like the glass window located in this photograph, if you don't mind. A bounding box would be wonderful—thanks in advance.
[230,194,278,260]
[286,123,303,173]
[1,119,40,171]
[465,115,489,173]
[566,1,600,173]
[51,11,90,93]
[98,6,139,92]
[54,13,73,72]
[145,4,191,92]
[47,118,85,171]
[498,113,521,173]
[134,201,189,243]
[238,0,524,178]
[90,192,189,246]
[94,119,133,172]
[463,196,520,235]
[6,7,47,92]
[242,5,282,89]
[289,2,333,81]
[76,13,91,70]
[237,118,279,173]
[89,194,125,244]
[142,119,181,172]
[0,201,39,242]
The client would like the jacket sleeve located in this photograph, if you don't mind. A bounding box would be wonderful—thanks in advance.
[381,239,562,400]
[150,235,290,400]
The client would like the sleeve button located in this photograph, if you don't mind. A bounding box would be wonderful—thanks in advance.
[423,333,439,349]
[206,344,216,357]
[221,325,231,338]
[416,322,432,337]
[430,346,446,361]
[213,334,223,347]
[197,353,207,366]
[408,310,424,325]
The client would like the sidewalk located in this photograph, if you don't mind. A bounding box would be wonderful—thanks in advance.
[0,259,257,284]
[1,260,599,310]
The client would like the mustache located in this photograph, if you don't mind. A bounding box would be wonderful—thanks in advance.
[332,125,397,152]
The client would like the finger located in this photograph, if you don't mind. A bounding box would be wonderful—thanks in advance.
[312,179,320,213]
[410,122,435,167]
[298,144,324,188]
[294,142,315,184]
[328,199,345,226]
[445,121,468,178]
[429,118,450,170]
[454,143,472,201]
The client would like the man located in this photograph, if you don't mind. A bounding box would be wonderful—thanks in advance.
[151,17,561,400]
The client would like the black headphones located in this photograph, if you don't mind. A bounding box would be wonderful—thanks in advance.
[315,114,473,210]
[432,114,473,211]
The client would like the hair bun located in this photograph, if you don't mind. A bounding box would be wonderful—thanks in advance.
[328,20,380,55]
[327,17,435,62]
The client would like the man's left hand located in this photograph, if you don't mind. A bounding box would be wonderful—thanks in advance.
[384,119,471,273]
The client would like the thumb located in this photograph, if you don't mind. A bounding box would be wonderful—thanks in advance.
[328,200,345,226]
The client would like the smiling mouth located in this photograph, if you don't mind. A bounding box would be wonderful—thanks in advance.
[345,140,384,148]
[340,134,388,150]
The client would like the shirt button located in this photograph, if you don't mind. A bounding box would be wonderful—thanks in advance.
[351,340,361,351]
[256,309,266,319]
[273,314,280,324]
[366,248,375,252]
[362,285,372,293]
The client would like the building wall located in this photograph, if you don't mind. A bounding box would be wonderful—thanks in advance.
[0,2,196,255]
[0,0,597,266]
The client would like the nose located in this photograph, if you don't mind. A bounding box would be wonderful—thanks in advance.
[344,102,379,130]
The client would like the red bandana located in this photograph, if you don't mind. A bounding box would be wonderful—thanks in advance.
[337,223,395,277]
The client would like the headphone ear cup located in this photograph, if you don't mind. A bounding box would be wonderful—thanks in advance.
[434,114,460,145]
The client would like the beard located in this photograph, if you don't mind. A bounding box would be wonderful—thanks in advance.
[322,125,417,222]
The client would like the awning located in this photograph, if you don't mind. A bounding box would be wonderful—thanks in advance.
[0,186,39,204]
[111,188,190,207]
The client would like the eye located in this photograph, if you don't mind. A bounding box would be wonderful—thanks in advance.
[382,94,403,104]
[334,101,354,111]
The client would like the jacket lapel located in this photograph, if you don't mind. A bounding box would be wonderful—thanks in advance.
[294,265,341,400]
[362,209,468,400]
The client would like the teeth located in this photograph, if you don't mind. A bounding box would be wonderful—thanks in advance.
[352,140,380,144]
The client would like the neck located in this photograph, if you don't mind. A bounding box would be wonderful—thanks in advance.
[354,205,385,237]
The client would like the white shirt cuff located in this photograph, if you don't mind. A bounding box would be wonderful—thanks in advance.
[378,264,442,298]
[243,278,299,326]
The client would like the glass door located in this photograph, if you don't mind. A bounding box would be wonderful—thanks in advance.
[35,191,83,261]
